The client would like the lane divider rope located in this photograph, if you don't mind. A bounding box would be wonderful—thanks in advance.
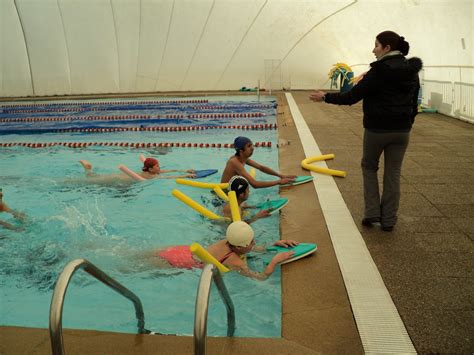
[0,141,273,149]
[54,124,277,133]
[0,112,265,122]
[191,104,274,110]
[1,99,209,109]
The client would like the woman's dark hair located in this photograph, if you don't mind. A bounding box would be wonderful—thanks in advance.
[376,31,410,55]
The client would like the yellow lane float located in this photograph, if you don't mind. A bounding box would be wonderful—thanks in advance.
[301,155,346,177]
[189,242,229,273]
[176,178,228,190]
[172,189,230,221]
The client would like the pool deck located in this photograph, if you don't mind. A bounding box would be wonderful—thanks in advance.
[1,91,473,354]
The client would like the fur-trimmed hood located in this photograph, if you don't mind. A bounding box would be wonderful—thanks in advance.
[407,57,423,73]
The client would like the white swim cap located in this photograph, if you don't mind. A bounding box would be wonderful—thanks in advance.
[226,221,254,247]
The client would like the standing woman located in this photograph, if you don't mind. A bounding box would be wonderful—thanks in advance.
[310,31,422,231]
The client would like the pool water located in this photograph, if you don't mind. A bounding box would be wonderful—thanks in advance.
[0,96,284,337]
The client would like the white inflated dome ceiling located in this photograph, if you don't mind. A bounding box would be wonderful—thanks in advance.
[1,0,472,97]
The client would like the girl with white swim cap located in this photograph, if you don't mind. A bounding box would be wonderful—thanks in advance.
[205,221,298,280]
[152,221,299,280]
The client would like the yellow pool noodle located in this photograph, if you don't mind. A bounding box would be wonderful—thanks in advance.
[172,189,229,221]
[301,155,347,178]
[189,243,229,273]
[213,186,229,201]
[228,191,241,222]
[176,178,228,190]
[249,168,256,178]
[305,154,335,162]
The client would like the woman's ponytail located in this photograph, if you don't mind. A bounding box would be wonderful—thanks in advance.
[398,36,410,55]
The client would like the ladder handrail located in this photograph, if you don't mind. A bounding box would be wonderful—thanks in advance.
[194,264,235,355]
[49,258,146,355]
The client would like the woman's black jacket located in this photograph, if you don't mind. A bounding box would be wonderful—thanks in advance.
[325,54,423,131]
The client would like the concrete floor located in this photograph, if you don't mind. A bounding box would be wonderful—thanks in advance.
[1,91,473,353]
[291,91,474,353]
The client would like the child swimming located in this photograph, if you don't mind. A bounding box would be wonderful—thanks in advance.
[0,189,26,231]
[139,155,196,179]
[152,221,297,280]
[222,175,271,224]
[220,136,296,188]
[79,157,196,182]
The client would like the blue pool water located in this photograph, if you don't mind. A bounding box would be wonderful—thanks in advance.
[0,96,284,337]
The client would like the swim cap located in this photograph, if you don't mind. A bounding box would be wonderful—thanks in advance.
[228,175,249,197]
[234,136,252,150]
[226,221,254,247]
[143,157,158,171]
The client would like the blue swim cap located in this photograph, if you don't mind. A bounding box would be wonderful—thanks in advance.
[234,136,252,150]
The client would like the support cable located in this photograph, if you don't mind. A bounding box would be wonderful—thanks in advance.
[263,0,358,89]
[213,0,268,90]
[179,0,216,90]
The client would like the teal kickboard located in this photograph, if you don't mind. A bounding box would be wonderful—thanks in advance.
[194,169,218,178]
[281,175,313,187]
[255,198,289,215]
[266,242,317,264]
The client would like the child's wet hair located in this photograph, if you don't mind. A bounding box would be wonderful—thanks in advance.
[229,175,249,198]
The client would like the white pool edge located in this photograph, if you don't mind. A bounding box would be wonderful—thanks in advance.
[285,93,416,354]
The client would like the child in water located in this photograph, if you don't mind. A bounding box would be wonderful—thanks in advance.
[153,221,298,280]
[0,189,26,231]
[222,175,271,224]
[79,157,196,181]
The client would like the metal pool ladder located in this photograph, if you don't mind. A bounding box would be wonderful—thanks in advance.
[49,259,146,355]
[194,264,235,355]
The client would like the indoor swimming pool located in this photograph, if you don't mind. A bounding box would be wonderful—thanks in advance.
[0,96,286,337]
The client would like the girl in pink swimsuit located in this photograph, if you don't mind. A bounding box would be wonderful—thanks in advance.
[155,222,298,280]
[157,245,235,269]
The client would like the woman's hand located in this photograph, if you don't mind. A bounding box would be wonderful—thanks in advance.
[186,169,196,173]
[187,173,197,178]
[273,240,299,248]
[309,91,326,102]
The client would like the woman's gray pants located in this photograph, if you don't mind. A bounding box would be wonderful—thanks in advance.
[362,129,410,227]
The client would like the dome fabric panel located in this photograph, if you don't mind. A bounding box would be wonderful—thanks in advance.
[0,0,472,97]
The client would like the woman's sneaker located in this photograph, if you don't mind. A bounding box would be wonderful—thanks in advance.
[361,217,380,227]
[381,225,394,232]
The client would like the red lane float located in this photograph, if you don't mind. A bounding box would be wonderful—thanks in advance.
[0,111,267,123]
[0,114,155,123]
[1,99,209,110]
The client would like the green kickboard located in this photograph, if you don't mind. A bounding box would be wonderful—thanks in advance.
[281,175,313,187]
[255,198,289,215]
[266,243,317,264]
